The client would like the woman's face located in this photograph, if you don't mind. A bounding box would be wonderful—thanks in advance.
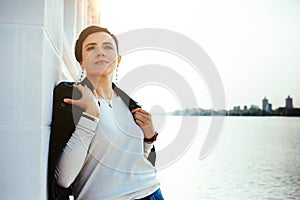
[80,32,120,78]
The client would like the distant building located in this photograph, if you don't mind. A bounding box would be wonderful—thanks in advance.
[233,106,241,111]
[286,95,293,109]
[250,105,259,110]
[244,105,248,111]
[267,103,272,112]
[262,97,269,111]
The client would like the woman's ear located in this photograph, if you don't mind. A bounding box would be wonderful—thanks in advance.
[79,61,84,68]
[117,55,122,66]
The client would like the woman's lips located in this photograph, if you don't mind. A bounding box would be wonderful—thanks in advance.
[95,60,108,65]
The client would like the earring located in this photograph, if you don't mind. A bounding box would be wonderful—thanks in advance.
[115,67,119,84]
[78,67,85,82]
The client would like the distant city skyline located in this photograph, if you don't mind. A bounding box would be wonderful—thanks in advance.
[169,95,299,117]
[101,0,300,111]
[174,95,296,113]
[231,95,296,111]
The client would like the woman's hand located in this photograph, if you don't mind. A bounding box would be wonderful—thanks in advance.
[132,108,155,140]
[63,84,100,118]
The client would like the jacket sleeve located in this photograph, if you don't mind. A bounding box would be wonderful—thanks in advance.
[47,82,83,200]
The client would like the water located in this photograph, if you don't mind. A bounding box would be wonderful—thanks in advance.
[156,117,300,200]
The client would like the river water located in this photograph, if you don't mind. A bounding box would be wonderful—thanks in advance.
[156,116,300,200]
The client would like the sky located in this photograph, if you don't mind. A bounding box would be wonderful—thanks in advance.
[100,0,300,111]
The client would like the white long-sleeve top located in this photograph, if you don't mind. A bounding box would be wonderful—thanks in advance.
[55,96,160,200]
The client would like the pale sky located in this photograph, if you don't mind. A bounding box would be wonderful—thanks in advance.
[100,0,300,111]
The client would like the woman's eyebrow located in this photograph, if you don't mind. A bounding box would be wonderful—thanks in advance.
[102,42,113,46]
[85,42,113,47]
[85,42,97,48]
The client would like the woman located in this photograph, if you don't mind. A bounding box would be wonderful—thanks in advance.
[48,26,164,200]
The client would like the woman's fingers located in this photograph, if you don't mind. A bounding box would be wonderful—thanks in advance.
[132,108,155,139]
[63,98,73,104]
[62,84,100,118]
[135,119,144,126]
[63,84,95,109]
[132,109,152,126]
[132,108,151,117]
[63,84,84,105]
[133,109,147,119]
[132,108,148,114]
[73,84,85,89]
[134,112,147,122]
[63,98,82,108]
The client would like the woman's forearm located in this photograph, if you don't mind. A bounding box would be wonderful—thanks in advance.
[55,113,98,188]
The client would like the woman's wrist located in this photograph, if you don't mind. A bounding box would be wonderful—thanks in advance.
[78,112,99,133]
[82,112,99,122]
[144,132,158,143]
[85,106,100,118]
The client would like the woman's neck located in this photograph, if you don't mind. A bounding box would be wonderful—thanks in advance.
[86,75,113,98]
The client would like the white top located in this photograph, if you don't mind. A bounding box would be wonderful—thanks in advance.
[55,96,160,200]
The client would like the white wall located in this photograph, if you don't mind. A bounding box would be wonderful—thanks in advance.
[0,0,99,199]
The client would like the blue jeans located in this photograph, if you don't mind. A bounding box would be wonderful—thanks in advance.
[136,189,164,200]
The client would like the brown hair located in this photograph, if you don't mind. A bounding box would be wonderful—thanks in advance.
[74,26,119,63]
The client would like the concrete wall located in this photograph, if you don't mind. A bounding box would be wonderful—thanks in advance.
[0,0,99,199]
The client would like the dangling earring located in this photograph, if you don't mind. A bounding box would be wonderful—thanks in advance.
[115,67,119,85]
[78,67,85,82]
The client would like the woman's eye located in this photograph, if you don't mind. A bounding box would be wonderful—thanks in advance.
[86,46,95,51]
[103,45,113,50]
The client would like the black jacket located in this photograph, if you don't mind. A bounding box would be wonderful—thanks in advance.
[47,78,156,200]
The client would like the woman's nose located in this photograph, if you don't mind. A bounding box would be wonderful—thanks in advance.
[96,46,105,57]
